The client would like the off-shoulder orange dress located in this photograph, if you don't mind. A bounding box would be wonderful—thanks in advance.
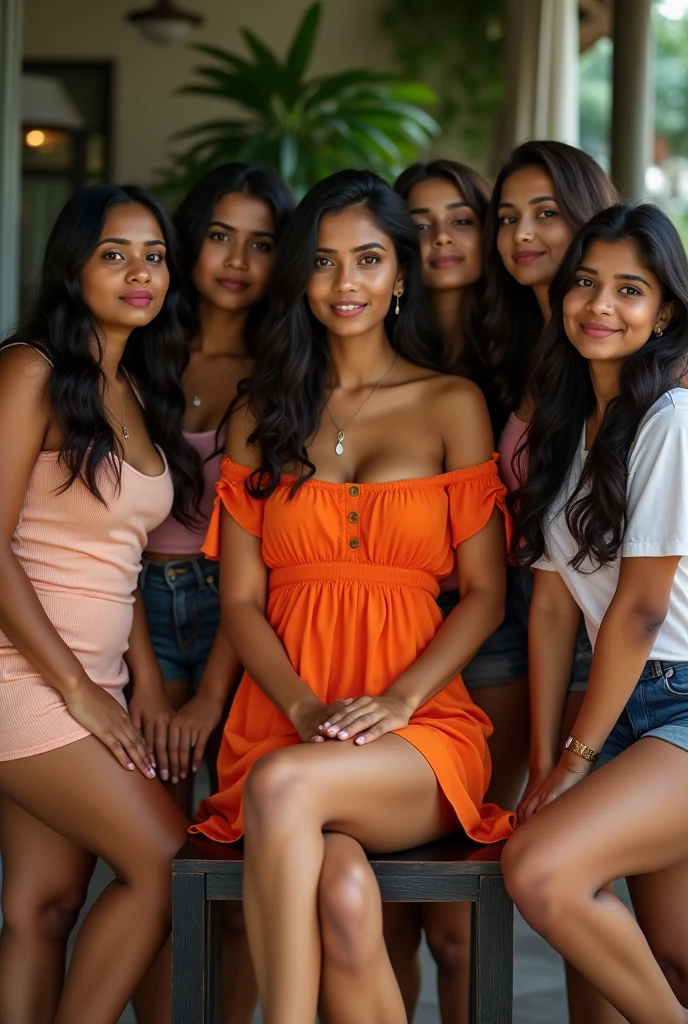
[191,456,516,845]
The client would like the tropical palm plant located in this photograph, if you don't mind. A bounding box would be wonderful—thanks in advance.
[154,1,440,200]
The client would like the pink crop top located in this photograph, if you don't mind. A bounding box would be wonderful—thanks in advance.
[497,412,529,494]
[146,426,226,556]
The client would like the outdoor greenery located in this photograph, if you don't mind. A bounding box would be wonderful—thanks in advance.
[380,0,505,159]
[154,2,440,201]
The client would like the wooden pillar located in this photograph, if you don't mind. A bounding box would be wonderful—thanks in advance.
[0,0,23,337]
[611,0,653,200]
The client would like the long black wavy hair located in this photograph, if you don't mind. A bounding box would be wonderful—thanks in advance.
[242,169,442,497]
[173,163,294,353]
[512,202,688,571]
[394,159,492,393]
[483,140,618,433]
[4,183,201,522]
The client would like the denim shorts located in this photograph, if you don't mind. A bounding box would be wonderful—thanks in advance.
[438,566,591,691]
[139,555,221,688]
[595,661,688,769]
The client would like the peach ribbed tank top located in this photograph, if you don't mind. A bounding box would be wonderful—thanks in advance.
[0,345,174,692]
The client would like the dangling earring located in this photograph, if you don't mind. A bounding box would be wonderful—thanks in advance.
[654,326,664,337]
[395,293,401,316]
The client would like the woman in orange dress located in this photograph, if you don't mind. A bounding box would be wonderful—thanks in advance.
[192,169,514,1023]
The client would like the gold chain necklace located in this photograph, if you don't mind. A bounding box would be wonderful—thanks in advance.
[324,355,397,456]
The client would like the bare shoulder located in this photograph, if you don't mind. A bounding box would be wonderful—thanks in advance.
[425,373,494,471]
[224,397,262,469]
[0,344,52,392]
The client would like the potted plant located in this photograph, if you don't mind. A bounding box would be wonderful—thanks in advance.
[155,1,440,200]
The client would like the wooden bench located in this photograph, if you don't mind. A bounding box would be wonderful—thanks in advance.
[172,833,513,1024]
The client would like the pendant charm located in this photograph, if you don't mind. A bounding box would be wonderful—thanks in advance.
[121,423,129,441]
[335,430,345,456]
[192,395,201,407]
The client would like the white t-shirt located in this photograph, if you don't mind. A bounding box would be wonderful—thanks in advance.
[535,388,688,661]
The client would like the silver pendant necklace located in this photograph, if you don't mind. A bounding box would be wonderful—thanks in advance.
[192,395,202,407]
[324,355,397,456]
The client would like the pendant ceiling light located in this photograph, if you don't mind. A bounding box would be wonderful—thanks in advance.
[127,0,203,45]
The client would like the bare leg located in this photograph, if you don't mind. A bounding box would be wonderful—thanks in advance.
[627,859,688,1006]
[242,734,456,1024]
[318,832,407,1023]
[560,692,628,1024]
[389,678,528,1024]
[0,736,188,1024]
[382,904,422,1020]
[0,795,96,1024]
[502,737,688,1024]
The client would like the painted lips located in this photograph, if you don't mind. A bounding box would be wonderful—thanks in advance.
[120,291,154,307]
[330,303,367,318]
[217,277,250,291]
[512,251,546,265]
[430,255,464,269]
[580,322,620,338]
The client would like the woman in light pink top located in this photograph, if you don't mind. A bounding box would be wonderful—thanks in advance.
[0,184,199,1024]
[484,141,621,1024]
[135,163,293,1024]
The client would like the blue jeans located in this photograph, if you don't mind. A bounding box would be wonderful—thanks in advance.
[438,566,592,690]
[139,555,221,688]
[596,660,688,768]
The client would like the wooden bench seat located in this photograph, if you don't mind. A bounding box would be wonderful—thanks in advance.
[172,833,513,1024]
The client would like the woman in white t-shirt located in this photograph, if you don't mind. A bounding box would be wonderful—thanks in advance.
[502,202,688,1024]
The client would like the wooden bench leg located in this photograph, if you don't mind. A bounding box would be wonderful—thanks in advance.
[172,871,212,1024]
[472,874,513,1024]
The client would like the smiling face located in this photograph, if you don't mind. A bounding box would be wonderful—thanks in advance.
[306,206,403,339]
[79,202,169,331]
[497,166,575,288]
[563,238,673,365]
[192,191,277,312]
[405,176,482,292]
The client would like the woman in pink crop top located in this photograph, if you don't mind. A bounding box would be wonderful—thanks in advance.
[0,185,200,1023]
[135,164,293,1023]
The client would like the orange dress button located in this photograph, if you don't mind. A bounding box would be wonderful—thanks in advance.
[348,512,360,523]
[349,486,360,497]
[349,537,360,550]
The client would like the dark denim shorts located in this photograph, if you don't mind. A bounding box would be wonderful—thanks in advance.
[139,555,221,688]
[596,660,688,769]
[438,566,591,691]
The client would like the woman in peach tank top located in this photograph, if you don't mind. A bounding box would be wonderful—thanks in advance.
[193,170,514,1022]
[0,185,199,1024]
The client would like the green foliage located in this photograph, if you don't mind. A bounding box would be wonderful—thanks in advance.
[654,10,688,157]
[154,2,440,202]
[380,0,505,157]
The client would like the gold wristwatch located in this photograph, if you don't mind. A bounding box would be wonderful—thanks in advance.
[564,735,600,763]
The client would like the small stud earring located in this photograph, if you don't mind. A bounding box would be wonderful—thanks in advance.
[654,326,664,337]
[395,294,401,316]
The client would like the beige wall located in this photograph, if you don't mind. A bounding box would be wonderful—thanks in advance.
[23,0,395,183]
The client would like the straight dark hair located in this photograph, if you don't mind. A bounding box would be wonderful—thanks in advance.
[512,202,688,570]
[242,168,442,497]
[394,159,492,396]
[173,163,294,354]
[483,140,618,433]
[4,183,201,523]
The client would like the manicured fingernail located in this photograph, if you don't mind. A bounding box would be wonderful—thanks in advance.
[127,762,135,770]
[313,735,324,742]
[192,766,198,773]
[355,736,365,744]
[339,731,348,739]
[323,722,331,729]
[147,768,156,778]
[181,772,187,780]
[172,776,178,784]
[160,770,169,781]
